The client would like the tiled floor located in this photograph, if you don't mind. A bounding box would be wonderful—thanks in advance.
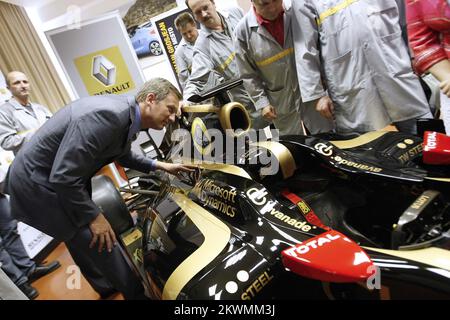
[33,243,123,300]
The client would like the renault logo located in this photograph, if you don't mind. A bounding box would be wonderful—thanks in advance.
[92,55,116,86]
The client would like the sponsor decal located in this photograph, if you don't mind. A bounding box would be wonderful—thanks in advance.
[297,201,311,215]
[241,271,274,300]
[398,144,423,164]
[284,233,341,256]
[425,131,437,150]
[192,179,237,218]
[282,230,374,283]
[246,187,268,206]
[74,45,135,96]
[333,155,383,173]
[246,187,315,232]
[314,143,383,172]
[410,194,430,210]
[314,142,333,156]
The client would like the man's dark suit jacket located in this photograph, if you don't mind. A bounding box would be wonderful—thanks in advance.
[5,95,154,241]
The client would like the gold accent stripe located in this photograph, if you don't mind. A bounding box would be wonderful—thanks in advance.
[162,192,231,300]
[182,104,219,113]
[330,131,388,149]
[364,246,450,271]
[199,163,252,179]
[317,0,359,25]
[218,52,236,73]
[256,48,294,67]
[425,177,450,183]
[179,159,252,180]
[252,141,296,179]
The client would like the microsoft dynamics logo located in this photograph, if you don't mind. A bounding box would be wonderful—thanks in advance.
[92,55,116,86]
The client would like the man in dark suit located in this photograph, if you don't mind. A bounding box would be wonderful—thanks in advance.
[4,78,194,299]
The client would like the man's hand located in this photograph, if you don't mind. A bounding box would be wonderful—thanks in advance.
[440,79,450,97]
[89,213,117,253]
[315,95,334,120]
[156,161,197,177]
[262,105,277,121]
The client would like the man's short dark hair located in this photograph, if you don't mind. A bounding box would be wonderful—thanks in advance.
[175,12,196,30]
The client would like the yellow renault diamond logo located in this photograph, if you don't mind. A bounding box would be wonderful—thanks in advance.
[92,55,116,86]
[74,46,135,96]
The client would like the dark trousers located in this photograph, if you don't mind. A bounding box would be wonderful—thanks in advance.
[0,195,35,286]
[394,114,433,135]
[65,226,145,300]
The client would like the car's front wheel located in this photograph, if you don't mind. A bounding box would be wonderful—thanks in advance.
[149,41,162,56]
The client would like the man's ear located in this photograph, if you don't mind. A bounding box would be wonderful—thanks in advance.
[145,92,156,106]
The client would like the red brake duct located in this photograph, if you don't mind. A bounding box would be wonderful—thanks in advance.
[423,131,450,165]
[282,230,375,283]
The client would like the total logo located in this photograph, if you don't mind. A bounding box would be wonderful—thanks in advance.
[425,131,437,150]
[284,233,343,256]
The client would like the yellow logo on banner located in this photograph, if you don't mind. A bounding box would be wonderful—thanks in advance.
[74,46,135,96]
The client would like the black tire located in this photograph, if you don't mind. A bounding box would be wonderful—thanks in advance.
[149,41,162,56]
[91,175,134,235]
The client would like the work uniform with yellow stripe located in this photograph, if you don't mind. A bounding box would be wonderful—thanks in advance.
[292,0,432,134]
[0,97,52,155]
[234,0,334,135]
[175,38,195,91]
[183,7,267,129]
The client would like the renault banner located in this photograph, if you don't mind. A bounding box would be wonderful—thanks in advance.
[46,13,144,98]
[74,46,136,96]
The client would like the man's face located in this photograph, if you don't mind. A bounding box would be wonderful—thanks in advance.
[142,92,179,130]
[188,0,220,29]
[7,72,30,101]
[253,0,284,21]
[180,22,199,44]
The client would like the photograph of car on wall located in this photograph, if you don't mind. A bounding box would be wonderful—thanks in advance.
[128,21,163,57]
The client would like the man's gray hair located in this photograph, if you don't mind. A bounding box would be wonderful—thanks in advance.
[136,78,182,103]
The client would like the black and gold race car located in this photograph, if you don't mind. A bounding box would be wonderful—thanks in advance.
[93,80,450,300]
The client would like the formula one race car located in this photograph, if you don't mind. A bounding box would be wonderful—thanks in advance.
[93,80,450,300]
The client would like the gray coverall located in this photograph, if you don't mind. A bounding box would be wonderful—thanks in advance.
[175,38,195,91]
[292,0,432,133]
[0,98,52,155]
[183,7,267,129]
[0,98,51,289]
[234,0,334,135]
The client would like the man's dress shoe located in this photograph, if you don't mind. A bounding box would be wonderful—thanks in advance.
[18,283,39,300]
[28,261,61,283]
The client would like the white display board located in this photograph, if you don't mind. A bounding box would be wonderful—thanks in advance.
[45,12,145,98]
[45,12,164,154]
[17,222,53,259]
